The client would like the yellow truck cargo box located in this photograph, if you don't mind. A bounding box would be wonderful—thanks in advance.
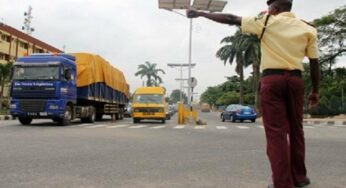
[72,53,129,98]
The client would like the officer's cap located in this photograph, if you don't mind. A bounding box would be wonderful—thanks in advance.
[267,0,292,5]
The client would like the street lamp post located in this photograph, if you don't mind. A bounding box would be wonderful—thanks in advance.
[159,0,227,118]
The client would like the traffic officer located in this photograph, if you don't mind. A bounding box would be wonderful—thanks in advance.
[186,0,320,187]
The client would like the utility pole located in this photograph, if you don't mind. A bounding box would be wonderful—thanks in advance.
[22,6,35,35]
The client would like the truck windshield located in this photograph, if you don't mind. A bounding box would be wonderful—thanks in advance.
[12,66,60,80]
[133,94,163,104]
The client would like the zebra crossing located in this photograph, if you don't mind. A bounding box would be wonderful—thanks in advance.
[66,122,346,130]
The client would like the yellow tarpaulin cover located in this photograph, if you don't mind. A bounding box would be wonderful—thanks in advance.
[71,53,129,97]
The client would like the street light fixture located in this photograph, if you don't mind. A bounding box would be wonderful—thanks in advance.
[159,0,227,118]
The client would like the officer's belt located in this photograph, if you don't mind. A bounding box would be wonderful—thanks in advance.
[262,69,302,77]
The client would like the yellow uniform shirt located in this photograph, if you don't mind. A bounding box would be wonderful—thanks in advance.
[241,12,319,71]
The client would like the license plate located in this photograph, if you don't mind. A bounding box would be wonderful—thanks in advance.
[143,112,154,115]
[27,112,38,116]
[244,112,250,115]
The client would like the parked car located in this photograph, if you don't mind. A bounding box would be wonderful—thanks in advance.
[124,103,132,118]
[166,105,176,120]
[220,104,256,123]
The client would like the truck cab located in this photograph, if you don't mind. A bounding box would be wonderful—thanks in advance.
[132,87,166,124]
[10,54,77,125]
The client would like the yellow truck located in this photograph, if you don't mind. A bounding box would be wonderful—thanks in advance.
[132,87,166,124]
[201,103,211,112]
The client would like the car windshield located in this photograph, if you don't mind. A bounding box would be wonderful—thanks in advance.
[133,94,163,104]
[227,104,242,111]
[13,65,60,80]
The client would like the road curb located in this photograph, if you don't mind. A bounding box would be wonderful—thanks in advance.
[303,120,346,126]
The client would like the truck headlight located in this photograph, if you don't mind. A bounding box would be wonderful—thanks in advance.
[49,104,59,110]
[10,104,17,109]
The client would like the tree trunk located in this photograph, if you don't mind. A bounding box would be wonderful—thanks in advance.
[239,65,244,105]
[0,79,4,110]
[253,60,261,116]
[147,75,152,87]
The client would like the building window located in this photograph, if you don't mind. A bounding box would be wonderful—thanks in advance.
[34,48,43,53]
[19,41,29,49]
[1,34,11,43]
[0,52,10,61]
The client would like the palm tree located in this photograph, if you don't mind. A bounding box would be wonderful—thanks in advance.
[135,61,165,87]
[242,34,261,112]
[0,61,13,109]
[216,30,246,104]
[216,29,262,110]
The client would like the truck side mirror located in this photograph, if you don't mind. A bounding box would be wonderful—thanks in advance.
[65,69,72,80]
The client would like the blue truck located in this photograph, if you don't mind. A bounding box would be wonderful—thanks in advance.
[9,53,129,125]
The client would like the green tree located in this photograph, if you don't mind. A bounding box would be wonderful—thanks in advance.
[304,65,346,116]
[216,30,246,104]
[200,86,223,106]
[222,76,240,92]
[313,6,346,74]
[216,91,239,106]
[169,89,187,104]
[135,61,165,87]
[0,61,13,109]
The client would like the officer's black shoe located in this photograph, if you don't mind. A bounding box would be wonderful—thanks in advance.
[294,177,310,187]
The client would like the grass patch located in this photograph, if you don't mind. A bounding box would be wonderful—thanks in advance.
[0,108,9,115]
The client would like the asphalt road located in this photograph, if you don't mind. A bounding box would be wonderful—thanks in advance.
[0,112,345,188]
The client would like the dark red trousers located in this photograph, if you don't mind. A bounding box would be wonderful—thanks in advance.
[260,73,307,188]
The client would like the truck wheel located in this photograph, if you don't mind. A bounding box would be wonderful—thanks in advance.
[52,117,60,123]
[95,113,103,121]
[81,106,96,123]
[133,118,139,124]
[60,106,72,126]
[18,117,32,125]
[161,119,166,124]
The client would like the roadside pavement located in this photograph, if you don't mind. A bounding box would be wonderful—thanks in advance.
[0,114,16,120]
[1,113,346,126]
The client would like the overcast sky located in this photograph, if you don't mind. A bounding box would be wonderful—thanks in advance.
[1,0,345,98]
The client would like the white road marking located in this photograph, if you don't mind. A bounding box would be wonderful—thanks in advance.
[256,125,264,129]
[150,125,166,129]
[304,126,315,129]
[76,124,93,127]
[194,126,206,129]
[173,125,185,129]
[106,124,129,128]
[237,126,249,129]
[216,126,228,130]
[129,125,147,129]
[85,124,109,128]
